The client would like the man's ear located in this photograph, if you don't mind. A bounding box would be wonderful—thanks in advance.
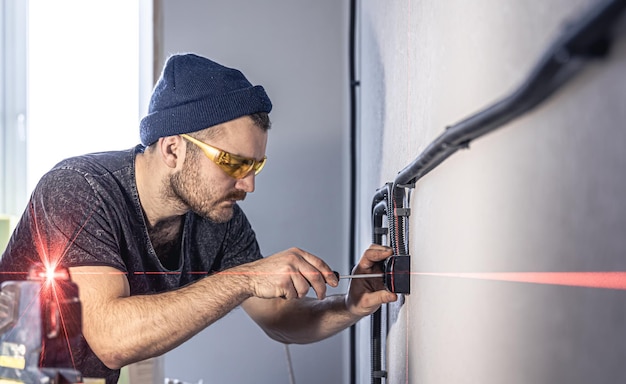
[157,135,185,169]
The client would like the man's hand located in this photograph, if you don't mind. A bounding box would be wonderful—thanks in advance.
[345,244,398,317]
[231,247,339,300]
[240,244,399,345]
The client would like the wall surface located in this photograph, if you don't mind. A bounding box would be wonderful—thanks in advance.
[357,0,626,383]
[159,1,350,383]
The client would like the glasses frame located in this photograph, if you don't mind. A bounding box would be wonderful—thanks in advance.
[180,134,267,179]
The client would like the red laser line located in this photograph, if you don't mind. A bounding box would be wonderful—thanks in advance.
[389,270,626,382]
[14,269,626,291]
[29,204,99,371]
[47,279,79,370]
[71,271,128,276]
[412,271,626,290]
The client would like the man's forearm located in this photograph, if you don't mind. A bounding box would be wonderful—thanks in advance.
[244,294,363,345]
[74,268,253,369]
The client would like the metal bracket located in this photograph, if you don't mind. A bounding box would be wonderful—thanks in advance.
[373,227,388,235]
[372,370,387,378]
[395,182,415,189]
[394,208,411,217]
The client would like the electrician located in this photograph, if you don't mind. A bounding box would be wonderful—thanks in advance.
[0,53,397,383]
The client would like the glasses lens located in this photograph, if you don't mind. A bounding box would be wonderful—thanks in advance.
[217,153,256,179]
[182,134,266,179]
[220,156,266,178]
[253,158,267,175]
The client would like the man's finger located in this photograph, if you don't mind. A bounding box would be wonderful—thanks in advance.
[296,249,339,287]
[299,269,327,299]
[359,245,393,268]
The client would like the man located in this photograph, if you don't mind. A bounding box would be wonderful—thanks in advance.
[0,53,397,383]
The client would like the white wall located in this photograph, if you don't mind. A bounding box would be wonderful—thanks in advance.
[159,1,351,383]
[358,0,626,383]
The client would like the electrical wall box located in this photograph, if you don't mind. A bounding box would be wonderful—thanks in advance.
[383,255,411,294]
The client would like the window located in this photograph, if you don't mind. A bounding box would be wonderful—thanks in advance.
[27,0,152,192]
[1,0,152,250]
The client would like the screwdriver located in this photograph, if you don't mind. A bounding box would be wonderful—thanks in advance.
[333,271,384,280]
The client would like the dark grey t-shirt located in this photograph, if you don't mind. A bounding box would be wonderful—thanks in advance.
[0,145,262,383]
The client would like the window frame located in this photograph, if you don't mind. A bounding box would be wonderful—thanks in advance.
[0,0,28,216]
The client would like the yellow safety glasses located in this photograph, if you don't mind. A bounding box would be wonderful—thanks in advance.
[180,134,267,179]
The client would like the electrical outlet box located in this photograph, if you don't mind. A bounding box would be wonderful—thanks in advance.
[383,255,411,294]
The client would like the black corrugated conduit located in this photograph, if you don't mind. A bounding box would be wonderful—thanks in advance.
[348,0,359,383]
[367,0,626,382]
[370,184,390,384]
[394,0,626,187]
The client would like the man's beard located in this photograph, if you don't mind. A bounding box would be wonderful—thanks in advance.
[168,158,246,223]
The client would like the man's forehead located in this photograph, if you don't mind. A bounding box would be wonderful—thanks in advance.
[198,116,261,140]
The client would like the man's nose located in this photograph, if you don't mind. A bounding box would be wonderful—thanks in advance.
[235,171,255,193]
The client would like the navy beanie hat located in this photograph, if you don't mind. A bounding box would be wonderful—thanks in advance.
[140,53,272,146]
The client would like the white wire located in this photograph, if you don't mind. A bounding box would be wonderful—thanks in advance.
[284,344,296,384]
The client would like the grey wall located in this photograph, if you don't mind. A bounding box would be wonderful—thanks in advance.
[158,1,626,383]
[159,1,351,383]
[357,1,626,383]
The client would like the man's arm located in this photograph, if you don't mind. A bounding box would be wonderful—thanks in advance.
[241,245,398,344]
[70,265,252,370]
[69,246,339,370]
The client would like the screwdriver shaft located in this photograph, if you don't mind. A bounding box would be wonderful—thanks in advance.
[337,273,384,280]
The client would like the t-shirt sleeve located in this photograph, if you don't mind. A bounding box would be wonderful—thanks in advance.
[217,205,263,270]
[29,167,127,272]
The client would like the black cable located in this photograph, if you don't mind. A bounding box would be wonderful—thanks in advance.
[348,0,358,280]
[394,0,626,187]
[370,186,390,384]
[348,0,359,383]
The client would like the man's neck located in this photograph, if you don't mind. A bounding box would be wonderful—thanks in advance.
[135,150,187,268]
[134,150,187,229]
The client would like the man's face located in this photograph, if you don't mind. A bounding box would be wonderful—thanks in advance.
[169,116,268,223]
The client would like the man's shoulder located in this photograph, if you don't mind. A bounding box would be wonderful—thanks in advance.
[52,146,140,177]
[33,146,141,202]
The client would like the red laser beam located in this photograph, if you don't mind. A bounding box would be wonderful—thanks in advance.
[47,276,79,369]
[67,270,626,291]
[37,275,72,367]
[27,204,100,372]
[412,271,626,290]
